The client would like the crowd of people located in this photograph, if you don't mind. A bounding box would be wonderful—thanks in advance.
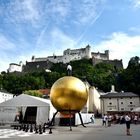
[102,113,140,126]
[101,113,140,136]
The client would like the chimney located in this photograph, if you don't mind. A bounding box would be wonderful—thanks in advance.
[111,85,115,92]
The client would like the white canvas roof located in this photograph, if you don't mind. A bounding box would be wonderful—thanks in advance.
[0,94,50,107]
[131,107,140,112]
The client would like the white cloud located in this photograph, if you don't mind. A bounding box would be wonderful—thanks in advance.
[0,34,16,50]
[44,0,105,26]
[20,0,40,22]
[0,0,43,26]
[0,59,10,73]
[0,52,32,73]
[94,32,140,68]
[0,34,17,72]
[50,28,75,49]
[0,0,105,28]
[34,27,76,57]
[74,0,105,25]
[134,0,140,8]
[130,0,140,9]
[0,33,33,72]
[129,27,140,33]
[45,0,71,23]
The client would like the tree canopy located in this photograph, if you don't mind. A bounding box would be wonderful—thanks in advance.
[0,56,139,95]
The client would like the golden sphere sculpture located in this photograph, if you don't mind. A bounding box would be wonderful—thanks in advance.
[50,76,88,114]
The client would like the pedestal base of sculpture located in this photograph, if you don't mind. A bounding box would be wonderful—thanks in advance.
[49,110,86,131]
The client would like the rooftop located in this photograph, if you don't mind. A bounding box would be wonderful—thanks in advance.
[100,92,139,98]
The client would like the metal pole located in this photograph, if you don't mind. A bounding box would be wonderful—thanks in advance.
[78,112,86,127]
[69,110,72,131]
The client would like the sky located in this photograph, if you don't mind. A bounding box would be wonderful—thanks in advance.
[0,0,140,72]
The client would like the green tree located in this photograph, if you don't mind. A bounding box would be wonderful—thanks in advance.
[119,56,140,94]
[2,73,46,95]
[121,66,140,94]
[50,62,66,75]
[44,72,62,88]
[2,56,139,95]
[0,74,3,89]
[24,90,43,97]
[127,56,139,68]
[93,63,116,92]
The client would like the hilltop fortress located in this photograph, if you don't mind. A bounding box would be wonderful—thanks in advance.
[8,45,123,73]
[32,45,91,64]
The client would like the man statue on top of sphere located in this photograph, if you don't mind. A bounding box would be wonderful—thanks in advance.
[67,63,72,76]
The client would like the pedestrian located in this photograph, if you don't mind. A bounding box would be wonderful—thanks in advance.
[102,114,108,126]
[19,111,23,124]
[90,115,95,123]
[14,112,20,122]
[133,114,138,124]
[125,113,132,136]
[108,114,112,126]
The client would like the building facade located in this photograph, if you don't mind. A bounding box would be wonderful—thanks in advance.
[91,50,109,60]
[22,60,53,73]
[100,92,140,115]
[87,86,107,117]
[34,45,91,64]
[7,62,23,73]
[0,90,13,103]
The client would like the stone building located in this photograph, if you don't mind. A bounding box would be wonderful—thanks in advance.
[100,91,140,115]
[91,50,123,69]
[22,60,53,73]
[20,45,91,73]
[0,90,13,103]
[7,61,23,73]
[32,45,91,64]
[7,44,123,73]
[91,50,109,60]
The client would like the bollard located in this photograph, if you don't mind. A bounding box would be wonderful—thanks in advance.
[23,124,26,131]
[25,124,29,132]
[19,124,22,131]
[34,124,38,134]
[49,128,52,134]
[39,125,42,134]
[30,124,33,132]
[43,124,46,133]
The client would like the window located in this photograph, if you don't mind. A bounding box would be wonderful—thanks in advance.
[121,102,123,104]
[109,98,111,100]
[130,97,132,99]
[121,108,124,111]
[109,102,112,105]
[130,102,133,104]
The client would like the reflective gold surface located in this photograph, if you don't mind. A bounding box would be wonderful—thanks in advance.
[50,76,88,114]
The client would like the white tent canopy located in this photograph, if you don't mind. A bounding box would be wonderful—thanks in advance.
[0,94,50,125]
[0,94,50,107]
[131,107,140,112]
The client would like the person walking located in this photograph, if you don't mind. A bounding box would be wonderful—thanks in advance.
[133,114,138,124]
[125,113,132,136]
[90,115,95,123]
[108,114,112,127]
[102,114,108,127]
